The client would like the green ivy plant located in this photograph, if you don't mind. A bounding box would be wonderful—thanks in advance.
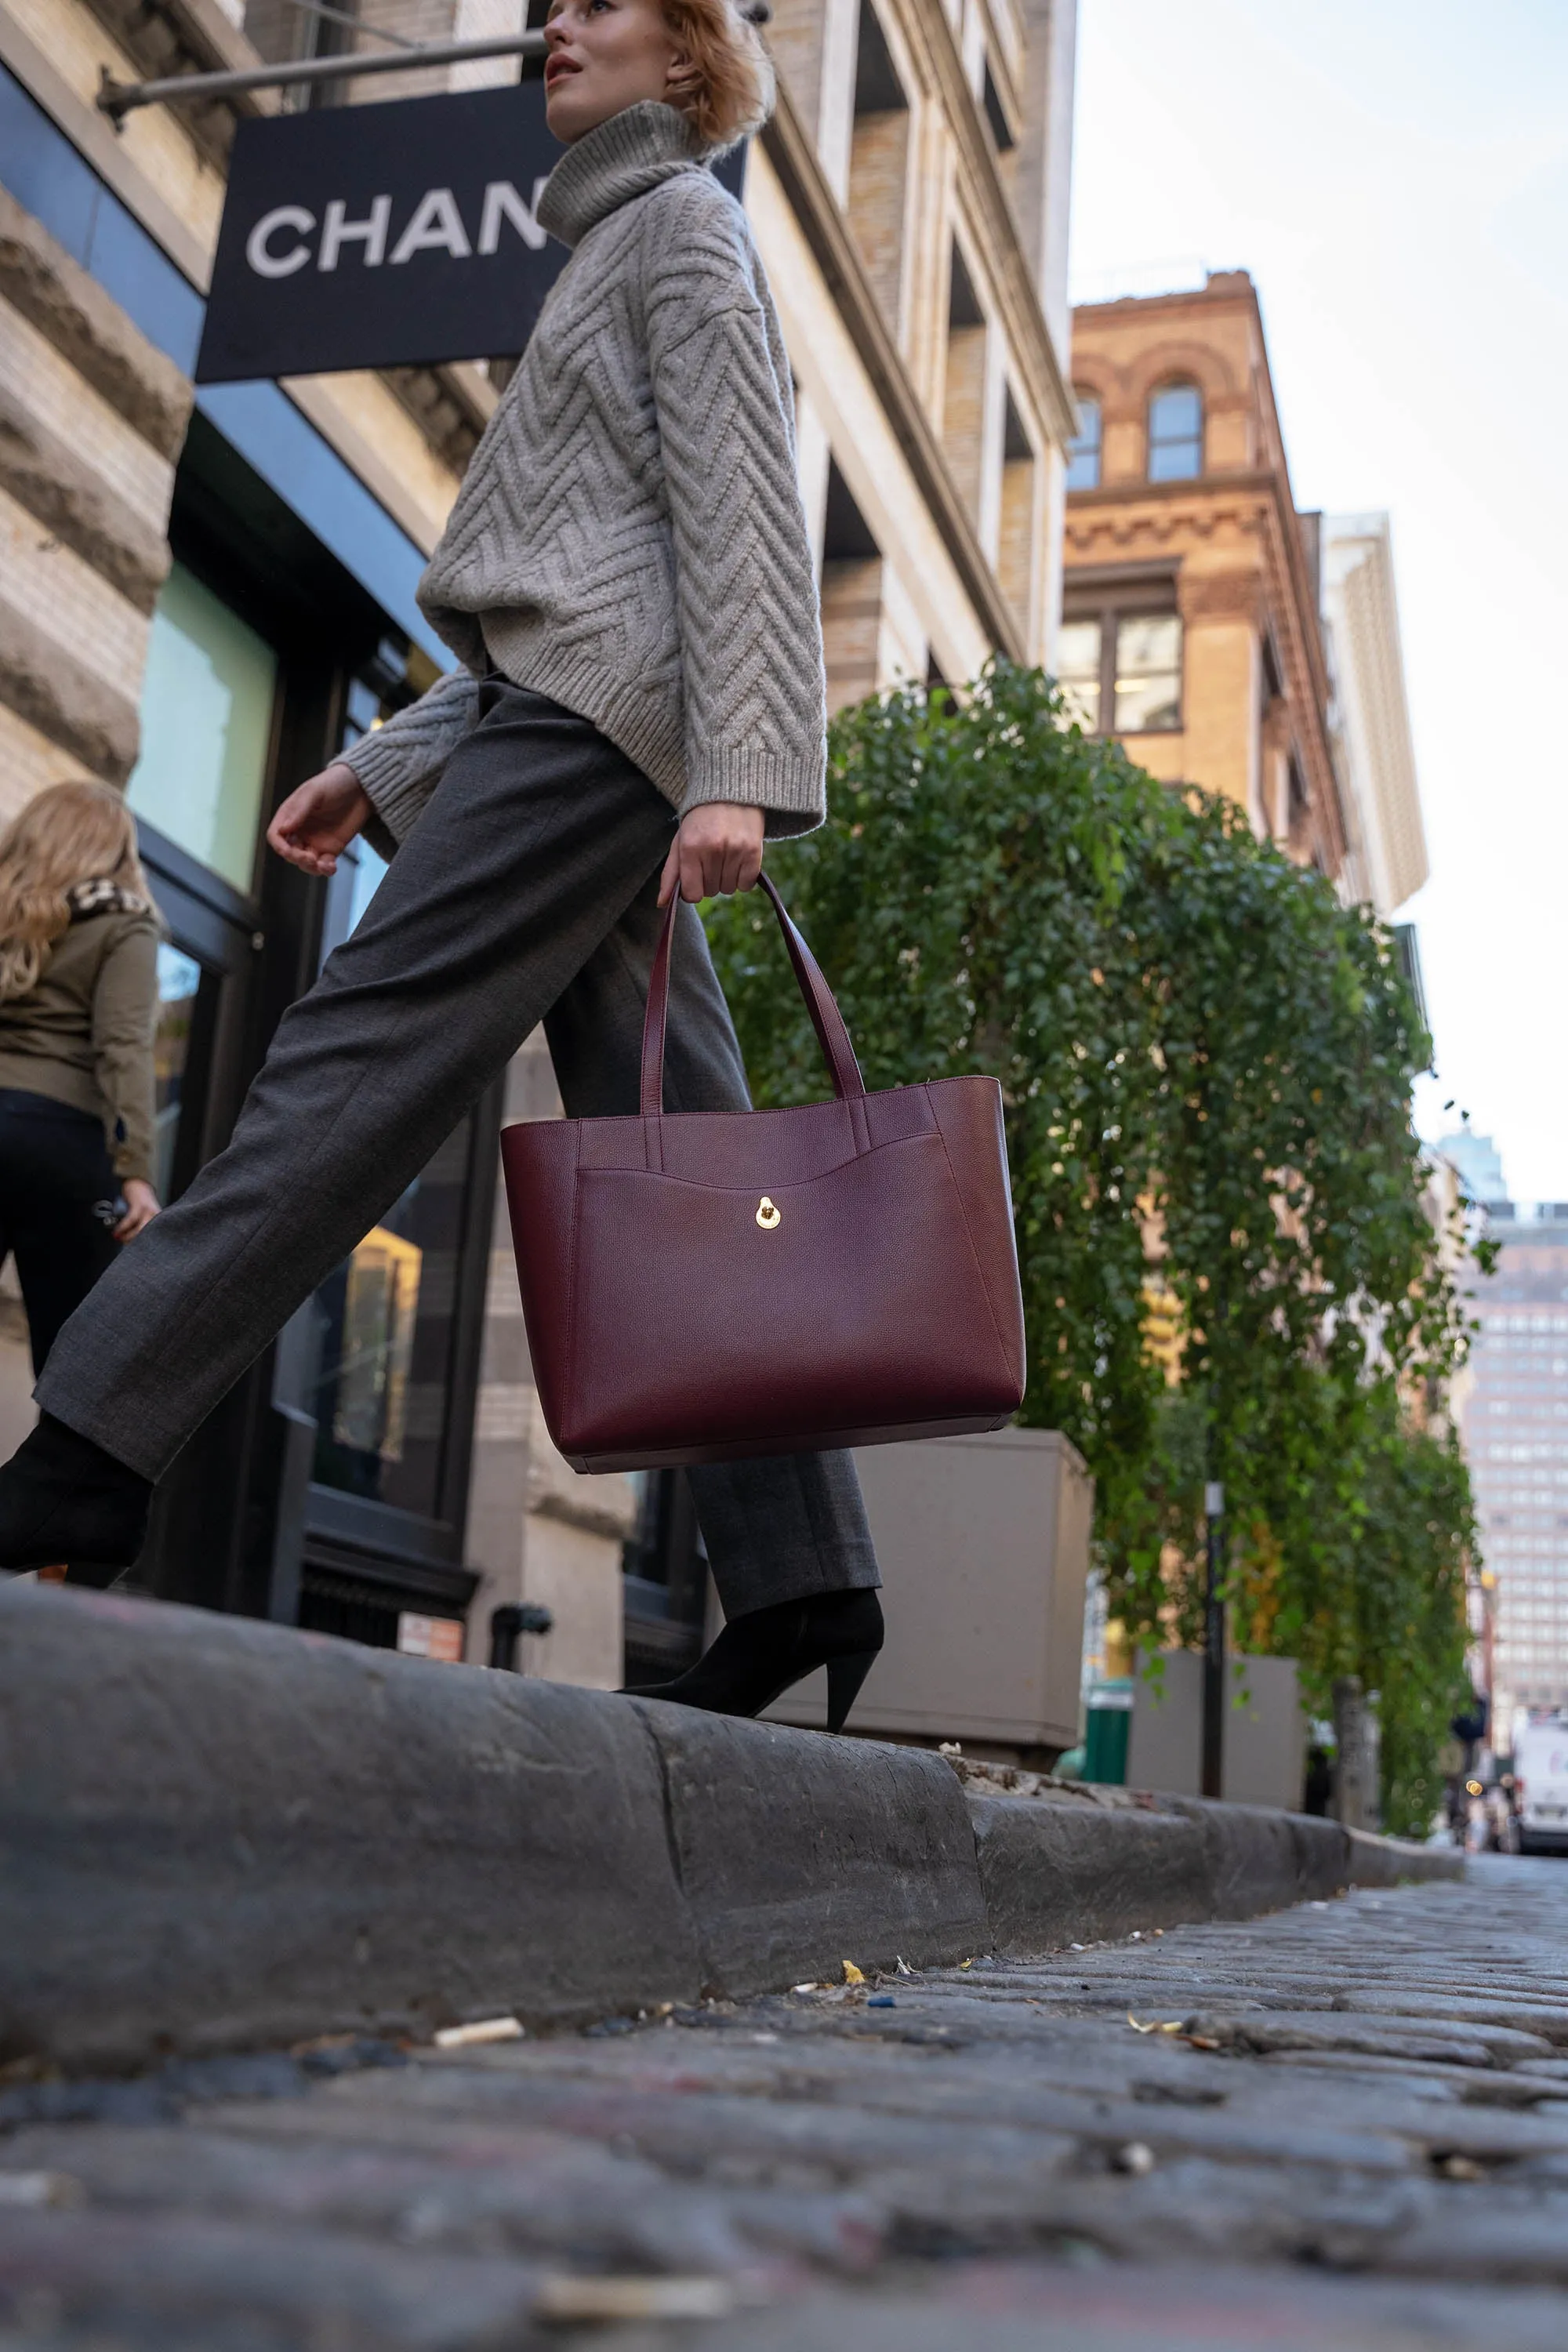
[706,664,1479,1832]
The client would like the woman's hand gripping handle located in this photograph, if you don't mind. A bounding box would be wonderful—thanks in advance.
[658,803,764,906]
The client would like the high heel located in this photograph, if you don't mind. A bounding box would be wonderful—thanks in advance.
[825,1648,880,1735]
[629,1588,884,1732]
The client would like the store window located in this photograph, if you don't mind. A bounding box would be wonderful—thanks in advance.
[128,563,278,893]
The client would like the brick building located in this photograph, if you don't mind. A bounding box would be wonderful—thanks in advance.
[1059,270,1348,880]
[0,0,1077,1680]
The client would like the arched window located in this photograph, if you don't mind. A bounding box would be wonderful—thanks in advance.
[1147,383,1203,481]
[1066,391,1102,491]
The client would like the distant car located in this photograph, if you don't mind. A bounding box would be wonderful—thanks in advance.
[1513,1719,1568,1855]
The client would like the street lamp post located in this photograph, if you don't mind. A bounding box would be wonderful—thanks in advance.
[1202,1478,1225,1799]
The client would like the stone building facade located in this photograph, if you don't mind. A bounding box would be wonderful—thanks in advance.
[1060,270,1348,880]
[0,0,1076,1682]
[1319,510,1428,921]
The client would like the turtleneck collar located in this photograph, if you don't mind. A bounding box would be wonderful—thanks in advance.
[536,101,711,252]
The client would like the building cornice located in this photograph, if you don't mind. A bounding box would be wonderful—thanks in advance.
[761,79,1023,662]
[1066,463,1348,866]
[1068,466,1332,707]
[1072,275,1256,324]
[1066,466,1276,513]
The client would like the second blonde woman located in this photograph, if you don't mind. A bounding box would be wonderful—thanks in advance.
[0,782,160,1377]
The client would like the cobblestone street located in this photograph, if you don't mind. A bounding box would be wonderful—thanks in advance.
[3,1857,1568,2347]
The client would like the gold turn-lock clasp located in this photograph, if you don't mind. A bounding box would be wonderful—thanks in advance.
[756,1195,782,1230]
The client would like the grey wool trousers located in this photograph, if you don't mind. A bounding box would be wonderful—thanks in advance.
[38,683,879,1620]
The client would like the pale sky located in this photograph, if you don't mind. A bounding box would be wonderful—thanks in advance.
[1069,0,1568,1203]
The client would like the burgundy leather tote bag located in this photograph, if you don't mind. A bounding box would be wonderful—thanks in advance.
[501,875,1025,1472]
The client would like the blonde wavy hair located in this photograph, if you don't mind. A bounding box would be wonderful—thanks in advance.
[0,781,149,1003]
[662,0,775,151]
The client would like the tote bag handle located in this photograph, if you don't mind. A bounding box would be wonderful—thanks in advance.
[641,872,867,1118]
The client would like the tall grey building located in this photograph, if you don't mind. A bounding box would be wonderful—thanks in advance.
[1447,1160,1568,1742]
[1443,1127,1508,1209]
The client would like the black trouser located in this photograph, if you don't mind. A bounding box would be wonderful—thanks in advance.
[38,686,878,1618]
[0,1089,122,1375]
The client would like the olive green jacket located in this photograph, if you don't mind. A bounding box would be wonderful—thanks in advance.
[0,909,160,1183]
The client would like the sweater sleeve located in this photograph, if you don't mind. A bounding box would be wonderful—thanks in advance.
[89,918,160,1185]
[644,197,827,838]
[338,665,481,844]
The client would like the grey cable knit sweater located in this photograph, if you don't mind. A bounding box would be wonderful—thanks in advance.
[342,102,826,844]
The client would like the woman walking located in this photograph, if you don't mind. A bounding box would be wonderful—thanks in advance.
[0,0,884,1720]
[0,782,160,1378]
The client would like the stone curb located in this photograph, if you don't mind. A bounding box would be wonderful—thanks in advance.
[970,1795,1210,1953]
[0,1583,1459,2067]
[968,1790,1461,1957]
[637,1700,989,1997]
[2,1584,700,2068]
[1345,1826,1465,1888]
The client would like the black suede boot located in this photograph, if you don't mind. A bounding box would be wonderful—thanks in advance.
[627,1588,884,1734]
[0,1414,151,1576]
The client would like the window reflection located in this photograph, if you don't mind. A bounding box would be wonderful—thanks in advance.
[1055,618,1102,731]
[310,1123,471,1515]
[345,839,387,934]
[151,942,215,1203]
[1056,612,1181,736]
[129,564,278,892]
[1066,392,1102,491]
[332,1225,421,1463]
[1114,615,1182,731]
[306,656,465,1520]
[1148,384,1203,481]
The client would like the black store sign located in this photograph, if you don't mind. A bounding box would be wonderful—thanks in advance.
[197,85,561,382]
[196,85,745,385]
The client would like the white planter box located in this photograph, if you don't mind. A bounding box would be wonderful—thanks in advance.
[764,1427,1094,1754]
[1126,1650,1306,1811]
